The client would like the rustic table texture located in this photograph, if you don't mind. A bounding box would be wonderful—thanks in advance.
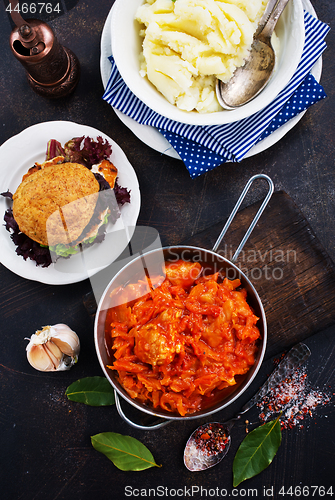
[0,1,334,499]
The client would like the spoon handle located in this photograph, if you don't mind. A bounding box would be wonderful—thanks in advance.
[255,0,279,37]
[239,342,311,415]
[258,0,291,41]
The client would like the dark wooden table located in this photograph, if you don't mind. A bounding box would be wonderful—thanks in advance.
[0,1,334,499]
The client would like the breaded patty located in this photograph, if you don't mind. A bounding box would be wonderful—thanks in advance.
[13,162,100,247]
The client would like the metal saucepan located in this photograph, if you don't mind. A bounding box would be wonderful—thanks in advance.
[94,174,274,429]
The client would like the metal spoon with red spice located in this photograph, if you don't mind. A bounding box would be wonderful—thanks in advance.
[184,342,311,471]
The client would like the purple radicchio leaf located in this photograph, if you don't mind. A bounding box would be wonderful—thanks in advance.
[45,139,65,160]
[11,229,52,267]
[3,207,19,232]
[114,179,131,206]
[63,136,113,168]
[1,190,13,200]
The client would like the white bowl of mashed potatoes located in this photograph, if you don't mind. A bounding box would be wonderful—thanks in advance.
[111,0,304,126]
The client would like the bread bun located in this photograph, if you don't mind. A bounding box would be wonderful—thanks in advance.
[13,162,100,247]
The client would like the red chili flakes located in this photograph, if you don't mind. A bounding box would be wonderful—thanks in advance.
[192,424,229,457]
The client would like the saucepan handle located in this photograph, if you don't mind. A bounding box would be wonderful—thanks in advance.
[212,174,274,262]
[114,391,172,430]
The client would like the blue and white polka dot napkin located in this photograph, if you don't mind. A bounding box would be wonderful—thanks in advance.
[103,11,329,178]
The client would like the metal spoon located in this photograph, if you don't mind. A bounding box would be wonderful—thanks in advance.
[216,0,291,110]
[184,342,311,471]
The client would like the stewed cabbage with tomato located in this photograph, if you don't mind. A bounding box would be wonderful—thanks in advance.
[105,260,261,416]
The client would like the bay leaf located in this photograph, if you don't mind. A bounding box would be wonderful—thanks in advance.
[65,376,115,406]
[91,432,161,471]
[233,416,282,487]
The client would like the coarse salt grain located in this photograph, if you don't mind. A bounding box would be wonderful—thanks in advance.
[257,370,332,430]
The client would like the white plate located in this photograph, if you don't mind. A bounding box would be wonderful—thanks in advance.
[0,121,141,285]
[100,0,321,160]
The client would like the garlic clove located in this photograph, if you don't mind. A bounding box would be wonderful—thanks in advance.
[26,324,80,372]
[44,341,64,367]
[27,343,57,372]
[49,324,80,358]
[50,337,75,358]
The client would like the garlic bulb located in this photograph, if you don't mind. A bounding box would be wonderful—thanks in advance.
[26,324,80,372]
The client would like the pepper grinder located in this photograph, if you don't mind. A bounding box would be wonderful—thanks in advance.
[9,1,80,98]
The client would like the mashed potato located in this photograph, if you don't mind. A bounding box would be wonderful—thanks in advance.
[135,0,273,113]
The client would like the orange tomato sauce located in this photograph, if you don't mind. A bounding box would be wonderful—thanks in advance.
[104,260,261,416]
